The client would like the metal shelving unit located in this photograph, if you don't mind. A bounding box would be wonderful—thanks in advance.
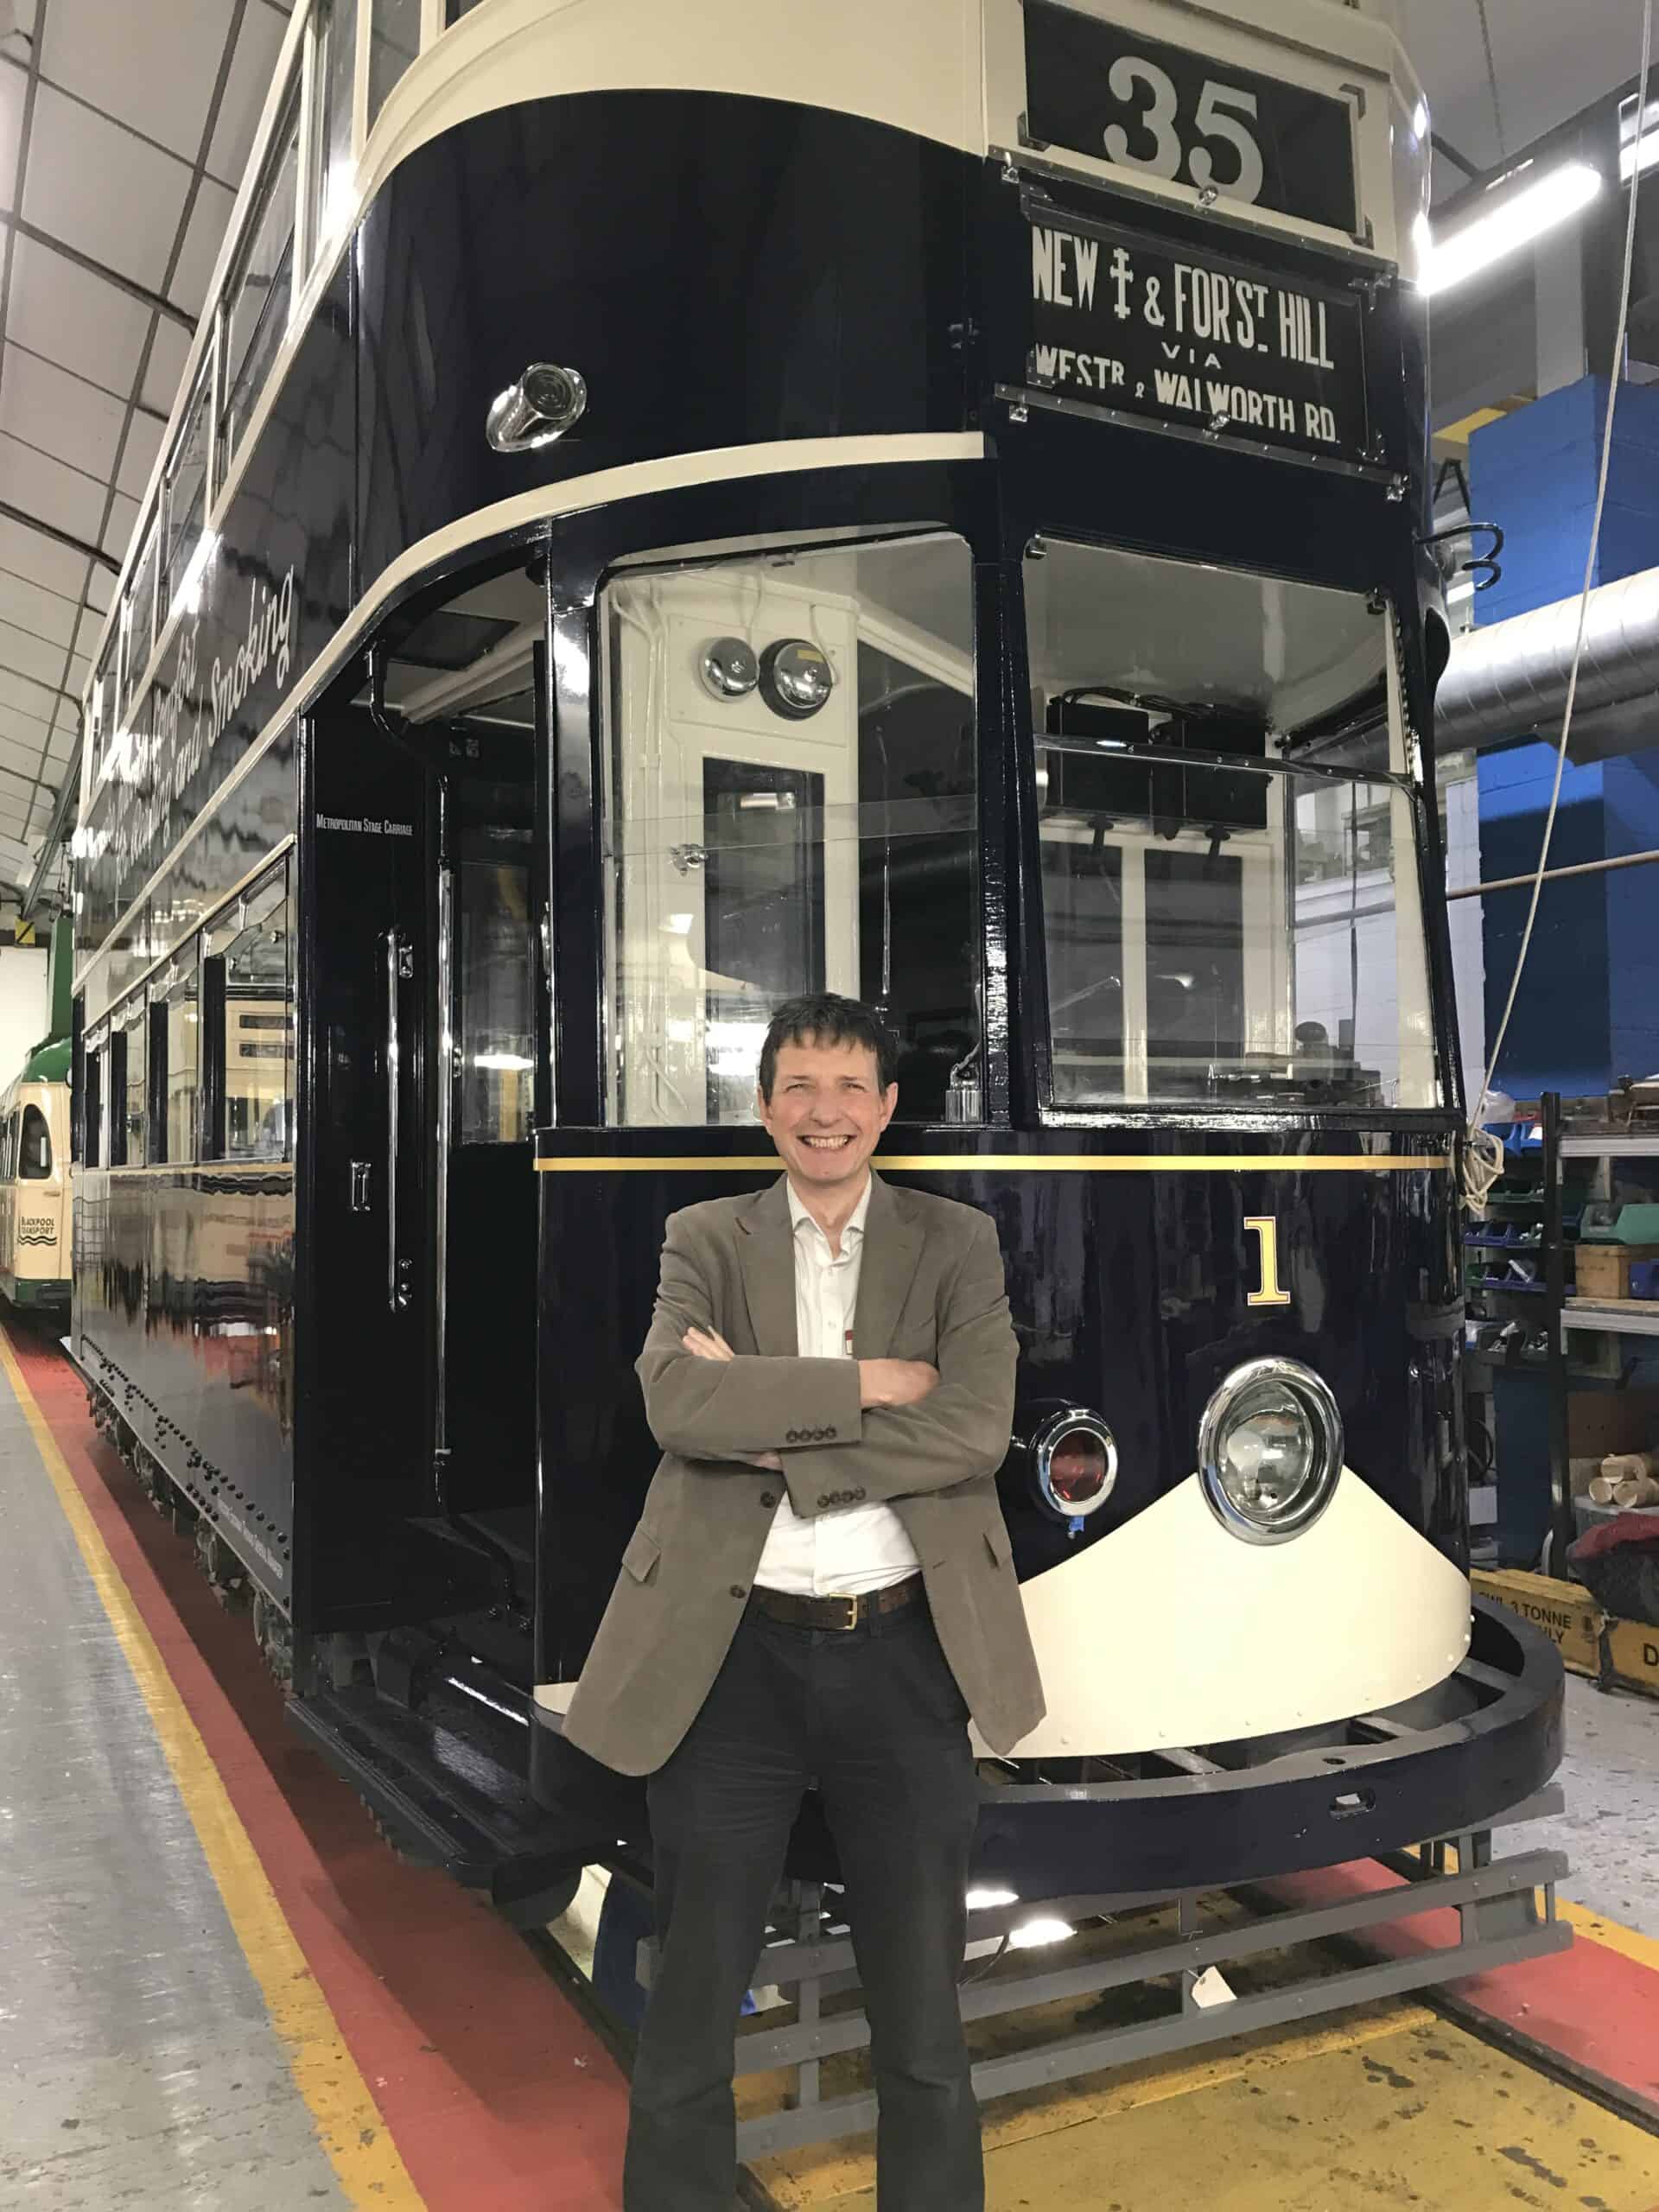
[1549,1104,1659,1566]
[1560,1303,1659,1338]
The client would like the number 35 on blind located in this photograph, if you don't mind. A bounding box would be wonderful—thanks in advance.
[1104,59,1264,205]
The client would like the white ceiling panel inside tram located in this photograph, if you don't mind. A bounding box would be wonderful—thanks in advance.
[1024,539,1383,737]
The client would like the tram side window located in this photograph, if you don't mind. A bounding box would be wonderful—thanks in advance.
[368,0,421,127]
[118,1015,146,1165]
[209,868,293,1161]
[601,534,980,1128]
[221,90,299,467]
[107,1033,126,1166]
[164,955,200,1163]
[162,366,213,621]
[313,0,358,262]
[84,1048,102,1169]
[122,522,158,723]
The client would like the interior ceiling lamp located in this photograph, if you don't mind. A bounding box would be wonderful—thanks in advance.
[1423,159,1604,296]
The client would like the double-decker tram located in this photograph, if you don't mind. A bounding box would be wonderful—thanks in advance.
[68,0,1562,1940]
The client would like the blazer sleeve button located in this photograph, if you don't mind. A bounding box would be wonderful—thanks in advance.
[760,1491,778,1509]
[825,1427,836,1439]
[817,1494,831,1508]
[852,1487,866,1501]
[729,1585,747,1599]
[785,1429,800,1444]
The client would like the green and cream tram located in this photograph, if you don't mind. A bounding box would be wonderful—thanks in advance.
[0,1036,71,1316]
[67,0,1561,1950]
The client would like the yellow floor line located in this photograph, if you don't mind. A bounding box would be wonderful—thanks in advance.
[0,1332,428,2210]
[1558,1896,1659,1975]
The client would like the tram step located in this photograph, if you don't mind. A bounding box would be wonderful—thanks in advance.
[287,1673,608,1910]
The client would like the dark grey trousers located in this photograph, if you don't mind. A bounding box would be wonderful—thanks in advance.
[624,1598,983,2212]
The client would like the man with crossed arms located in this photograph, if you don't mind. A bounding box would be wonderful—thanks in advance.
[565,991,1044,2211]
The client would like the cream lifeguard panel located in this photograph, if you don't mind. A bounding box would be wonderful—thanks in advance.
[65,0,1553,1919]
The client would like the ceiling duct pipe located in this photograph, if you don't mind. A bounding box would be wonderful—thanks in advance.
[1435,564,1659,765]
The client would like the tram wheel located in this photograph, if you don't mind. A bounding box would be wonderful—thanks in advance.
[251,1589,293,1687]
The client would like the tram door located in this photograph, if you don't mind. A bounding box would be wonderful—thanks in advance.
[306,707,436,1618]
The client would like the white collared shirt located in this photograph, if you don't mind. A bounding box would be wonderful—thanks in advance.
[753,1177,924,1597]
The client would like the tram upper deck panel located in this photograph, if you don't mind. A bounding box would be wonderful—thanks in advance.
[72,0,1433,1023]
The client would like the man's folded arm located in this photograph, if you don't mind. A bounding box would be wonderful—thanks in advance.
[780,1216,1016,1515]
[636,1212,864,1459]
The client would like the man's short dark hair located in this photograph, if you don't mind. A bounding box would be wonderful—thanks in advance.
[758,994,898,1101]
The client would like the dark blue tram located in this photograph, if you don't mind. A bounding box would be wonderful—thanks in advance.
[68,0,1560,1923]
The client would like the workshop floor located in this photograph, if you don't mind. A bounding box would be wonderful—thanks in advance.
[10,1310,1658,2212]
[749,1998,1659,2211]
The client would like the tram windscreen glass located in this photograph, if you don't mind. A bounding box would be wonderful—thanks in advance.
[1027,538,1440,1111]
[19,1105,51,1180]
[601,534,978,1127]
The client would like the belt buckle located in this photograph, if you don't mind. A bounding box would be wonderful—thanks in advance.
[829,1594,860,1632]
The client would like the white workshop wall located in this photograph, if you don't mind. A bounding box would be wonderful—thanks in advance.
[0,950,49,1080]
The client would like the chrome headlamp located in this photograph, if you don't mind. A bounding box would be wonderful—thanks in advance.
[1197,1357,1343,1545]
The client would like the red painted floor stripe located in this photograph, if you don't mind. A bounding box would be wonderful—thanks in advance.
[12,1325,628,2211]
[1262,1856,1659,2113]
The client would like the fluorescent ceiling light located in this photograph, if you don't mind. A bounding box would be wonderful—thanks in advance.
[1423,161,1604,296]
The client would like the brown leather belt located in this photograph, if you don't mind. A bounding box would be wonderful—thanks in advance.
[752,1574,925,1633]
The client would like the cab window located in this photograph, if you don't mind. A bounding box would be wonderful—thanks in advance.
[19,1104,51,1179]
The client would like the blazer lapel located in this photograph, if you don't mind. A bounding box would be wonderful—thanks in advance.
[853,1173,925,1359]
[735,1177,798,1355]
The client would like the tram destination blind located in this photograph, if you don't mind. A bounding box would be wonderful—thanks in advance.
[1023,3,1358,236]
[1024,214,1371,468]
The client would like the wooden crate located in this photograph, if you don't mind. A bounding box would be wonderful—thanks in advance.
[1603,1617,1659,1701]
[1472,1568,1604,1676]
[1573,1242,1659,1300]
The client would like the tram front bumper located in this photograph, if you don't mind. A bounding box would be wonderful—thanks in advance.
[967,1596,1565,1898]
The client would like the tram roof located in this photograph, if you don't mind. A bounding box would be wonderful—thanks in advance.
[13,1037,70,1090]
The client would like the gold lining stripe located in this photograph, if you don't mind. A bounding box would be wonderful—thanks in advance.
[534,1153,1452,1174]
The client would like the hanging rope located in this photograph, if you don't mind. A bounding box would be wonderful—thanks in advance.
[1474,0,1508,161]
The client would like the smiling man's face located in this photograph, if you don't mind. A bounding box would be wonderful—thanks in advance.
[758,1034,898,1201]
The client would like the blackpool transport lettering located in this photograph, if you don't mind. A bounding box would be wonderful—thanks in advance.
[1026,219,1371,466]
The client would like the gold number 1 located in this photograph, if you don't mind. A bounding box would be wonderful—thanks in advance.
[1244,1216,1292,1307]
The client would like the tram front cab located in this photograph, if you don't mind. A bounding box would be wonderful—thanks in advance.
[527,484,1562,1897]
[0,1047,72,1318]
